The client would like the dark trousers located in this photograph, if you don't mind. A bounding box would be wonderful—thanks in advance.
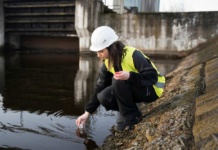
[97,78,158,116]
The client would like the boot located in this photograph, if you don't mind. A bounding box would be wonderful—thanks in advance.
[114,113,141,131]
[136,109,142,121]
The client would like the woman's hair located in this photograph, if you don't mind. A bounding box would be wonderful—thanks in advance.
[107,41,126,70]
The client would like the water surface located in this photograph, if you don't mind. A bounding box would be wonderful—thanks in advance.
[0,52,179,149]
[0,53,117,150]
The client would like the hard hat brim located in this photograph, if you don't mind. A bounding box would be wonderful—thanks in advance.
[90,34,118,52]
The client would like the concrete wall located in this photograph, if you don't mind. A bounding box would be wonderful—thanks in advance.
[75,1,218,52]
[75,0,103,53]
[0,0,4,51]
[102,12,218,52]
[3,0,217,54]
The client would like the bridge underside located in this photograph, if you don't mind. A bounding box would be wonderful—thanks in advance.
[3,0,78,52]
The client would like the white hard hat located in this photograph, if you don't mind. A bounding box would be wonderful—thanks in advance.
[90,26,118,51]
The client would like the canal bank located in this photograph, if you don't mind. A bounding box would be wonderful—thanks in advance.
[97,36,218,149]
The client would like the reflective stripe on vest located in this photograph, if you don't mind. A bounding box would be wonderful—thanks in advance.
[155,81,165,88]
[104,46,165,97]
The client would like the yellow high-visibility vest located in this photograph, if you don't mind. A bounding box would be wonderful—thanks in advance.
[104,46,165,97]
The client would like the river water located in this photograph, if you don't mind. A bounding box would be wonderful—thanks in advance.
[0,52,179,150]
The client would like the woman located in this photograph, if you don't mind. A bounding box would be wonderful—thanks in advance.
[76,26,165,131]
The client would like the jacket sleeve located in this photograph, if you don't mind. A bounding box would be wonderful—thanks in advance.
[85,63,113,114]
[128,50,158,87]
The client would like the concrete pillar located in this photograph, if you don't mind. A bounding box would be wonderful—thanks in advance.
[75,0,103,53]
[0,0,4,51]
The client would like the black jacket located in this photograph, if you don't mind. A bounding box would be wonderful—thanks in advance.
[85,50,158,114]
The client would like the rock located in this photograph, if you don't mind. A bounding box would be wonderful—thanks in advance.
[116,142,123,146]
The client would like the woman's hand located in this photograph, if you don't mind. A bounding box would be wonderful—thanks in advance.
[114,71,130,80]
[75,111,90,127]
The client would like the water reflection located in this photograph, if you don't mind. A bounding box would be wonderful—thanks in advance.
[0,56,4,89]
[74,55,99,103]
[2,54,81,115]
[0,53,117,150]
[0,52,179,150]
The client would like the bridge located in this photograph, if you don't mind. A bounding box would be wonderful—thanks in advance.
[2,0,115,53]
[3,0,79,52]
[4,0,76,35]
[2,0,218,56]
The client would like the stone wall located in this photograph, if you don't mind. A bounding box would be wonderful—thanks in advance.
[0,0,4,51]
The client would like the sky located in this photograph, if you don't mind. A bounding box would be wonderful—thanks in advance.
[160,0,218,12]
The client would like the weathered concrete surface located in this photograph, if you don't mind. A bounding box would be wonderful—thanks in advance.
[0,0,4,51]
[97,36,218,149]
[102,12,218,52]
[74,1,218,53]
[76,0,218,53]
[2,0,218,55]
[193,58,218,149]
[75,0,103,52]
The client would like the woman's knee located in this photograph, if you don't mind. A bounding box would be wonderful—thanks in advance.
[97,93,118,111]
[97,86,118,110]
[112,79,128,92]
[97,87,111,106]
[97,93,107,107]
